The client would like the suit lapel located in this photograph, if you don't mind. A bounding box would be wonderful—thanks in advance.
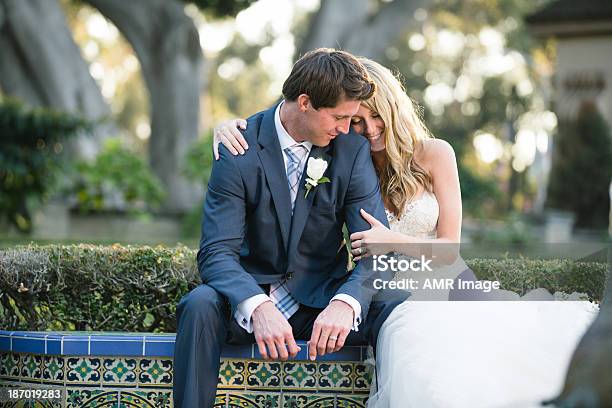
[257,105,292,250]
[288,144,333,257]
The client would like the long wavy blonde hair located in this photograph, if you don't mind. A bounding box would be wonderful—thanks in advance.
[358,58,434,217]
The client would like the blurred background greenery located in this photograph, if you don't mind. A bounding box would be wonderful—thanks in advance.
[1,0,610,247]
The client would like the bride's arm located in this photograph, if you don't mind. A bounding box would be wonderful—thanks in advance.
[350,139,462,265]
[425,138,462,263]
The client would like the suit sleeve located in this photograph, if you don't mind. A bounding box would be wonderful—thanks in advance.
[197,146,265,313]
[335,140,390,319]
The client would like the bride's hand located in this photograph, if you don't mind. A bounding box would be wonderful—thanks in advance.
[213,118,248,160]
[350,209,400,261]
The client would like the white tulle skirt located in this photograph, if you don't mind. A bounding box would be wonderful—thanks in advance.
[368,300,599,408]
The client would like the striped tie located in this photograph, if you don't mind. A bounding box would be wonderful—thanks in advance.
[268,144,308,319]
[284,144,308,210]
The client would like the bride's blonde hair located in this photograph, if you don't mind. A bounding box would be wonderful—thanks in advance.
[358,58,434,217]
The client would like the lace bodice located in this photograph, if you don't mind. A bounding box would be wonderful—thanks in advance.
[386,191,439,239]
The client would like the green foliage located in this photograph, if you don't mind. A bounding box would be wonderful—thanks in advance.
[0,99,90,233]
[0,244,607,332]
[181,133,214,237]
[469,256,606,301]
[377,0,544,217]
[183,132,214,187]
[470,213,535,245]
[208,35,278,120]
[67,138,165,214]
[546,102,612,228]
[0,244,198,332]
[458,166,504,217]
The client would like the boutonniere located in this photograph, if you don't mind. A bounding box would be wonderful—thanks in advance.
[304,157,330,198]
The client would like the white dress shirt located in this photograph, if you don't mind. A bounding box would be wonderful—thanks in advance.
[233,101,363,333]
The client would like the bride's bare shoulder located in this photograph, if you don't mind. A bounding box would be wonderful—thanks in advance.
[414,139,457,172]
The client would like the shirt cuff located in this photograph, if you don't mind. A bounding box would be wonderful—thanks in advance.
[331,294,362,332]
[235,294,271,333]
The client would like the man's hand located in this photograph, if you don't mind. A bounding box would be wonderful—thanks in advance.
[308,300,353,360]
[252,301,300,361]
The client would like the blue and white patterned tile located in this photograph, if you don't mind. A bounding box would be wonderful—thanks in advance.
[246,361,282,389]
[138,358,173,386]
[353,363,373,392]
[66,388,117,408]
[336,394,368,407]
[20,354,43,382]
[281,393,337,408]
[218,359,246,389]
[214,392,228,407]
[42,355,65,383]
[0,352,20,379]
[66,357,101,384]
[119,389,173,407]
[281,361,317,390]
[317,362,353,391]
[227,391,280,408]
[101,358,138,386]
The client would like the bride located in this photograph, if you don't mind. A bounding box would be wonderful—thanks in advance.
[213,57,599,408]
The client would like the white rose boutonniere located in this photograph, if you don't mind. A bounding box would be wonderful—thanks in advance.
[304,157,330,198]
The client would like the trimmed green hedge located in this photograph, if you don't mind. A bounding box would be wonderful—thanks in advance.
[0,245,607,332]
[0,244,198,332]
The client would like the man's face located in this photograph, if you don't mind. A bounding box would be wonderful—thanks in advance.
[301,96,362,147]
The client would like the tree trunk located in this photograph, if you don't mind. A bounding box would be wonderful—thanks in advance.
[0,0,113,158]
[297,0,368,56]
[85,0,203,213]
[298,0,431,62]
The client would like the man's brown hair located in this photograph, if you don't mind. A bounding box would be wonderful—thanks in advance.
[282,48,376,109]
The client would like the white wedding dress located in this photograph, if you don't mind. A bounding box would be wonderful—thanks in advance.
[367,191,600,408]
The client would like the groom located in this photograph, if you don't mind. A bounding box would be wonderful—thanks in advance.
[173,49,401,407]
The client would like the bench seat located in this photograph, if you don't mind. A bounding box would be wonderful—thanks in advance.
[0,330,373,407]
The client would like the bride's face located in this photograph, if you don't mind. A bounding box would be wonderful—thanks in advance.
[351,104,386,152]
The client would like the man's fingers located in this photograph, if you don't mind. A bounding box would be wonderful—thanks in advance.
[275,339,290,361]
[286,336,301,358]
[317,330,331,357]
[326,331,341,354]
[334,328,350,352]
[308,324,322,361]
[273,334,291,361]
[237,119,247,129]
[256,338,269,360]
[265,338,279,360]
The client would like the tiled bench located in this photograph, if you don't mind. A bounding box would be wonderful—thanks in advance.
[0,331,373,407]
